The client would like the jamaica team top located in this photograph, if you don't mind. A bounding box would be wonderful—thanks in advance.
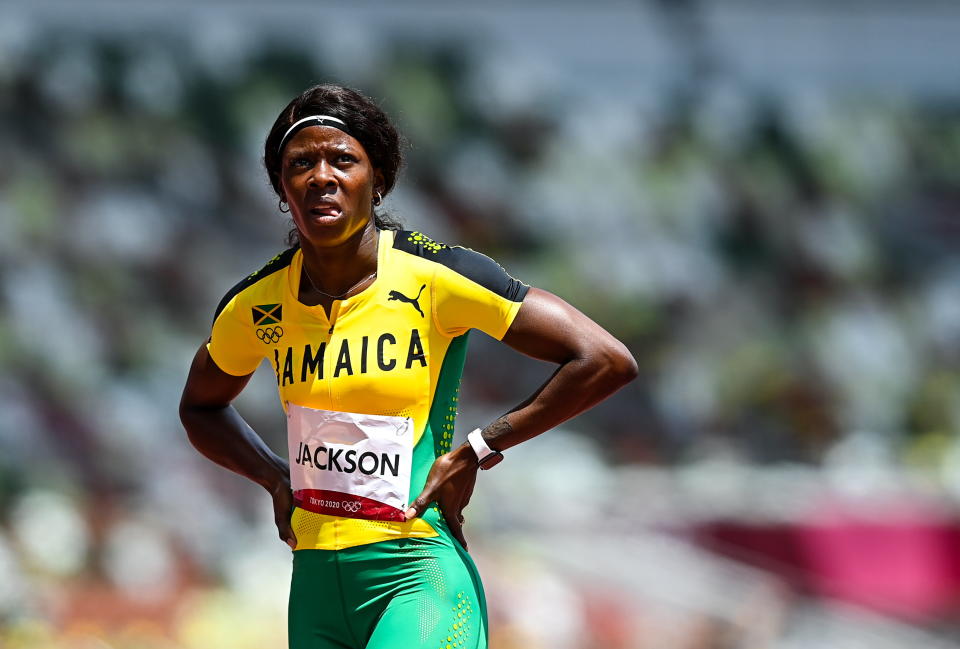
[207,230,528,550]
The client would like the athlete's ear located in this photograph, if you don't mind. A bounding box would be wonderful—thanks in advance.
[372,169,385,199]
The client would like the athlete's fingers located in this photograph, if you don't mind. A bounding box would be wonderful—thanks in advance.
[446,515,468,550]
[436,485,468,551]
[404,490,434,521]
[277,514,297,550]
[457,469,477,512]
[276,512,296,548]
[443,469,475,551]
[444,473,474,533]
[271,484,298,550]
[404,453,450,519]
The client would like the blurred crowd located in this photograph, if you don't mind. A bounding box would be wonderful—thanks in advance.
[1,11,960,649]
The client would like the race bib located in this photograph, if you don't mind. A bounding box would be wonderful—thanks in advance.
[286,404,413,522]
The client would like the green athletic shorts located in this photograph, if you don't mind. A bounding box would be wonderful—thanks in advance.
[288,533,488,649]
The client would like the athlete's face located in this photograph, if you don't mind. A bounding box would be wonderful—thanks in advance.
[279,126,384,247]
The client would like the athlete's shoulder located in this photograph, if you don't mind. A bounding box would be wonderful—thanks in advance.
[212,246,297,322]
[392,230,527,302]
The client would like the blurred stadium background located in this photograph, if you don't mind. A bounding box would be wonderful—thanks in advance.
[2,1,960,647]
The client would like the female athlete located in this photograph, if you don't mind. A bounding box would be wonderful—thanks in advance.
[180,84,637,649]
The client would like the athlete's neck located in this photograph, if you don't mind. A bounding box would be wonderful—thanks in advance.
[299,222,379,301]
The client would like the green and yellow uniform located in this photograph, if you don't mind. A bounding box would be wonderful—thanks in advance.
[207,229,528,649]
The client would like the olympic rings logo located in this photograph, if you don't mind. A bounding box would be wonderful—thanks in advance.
[256,326,283,344]
[342,501,361,514]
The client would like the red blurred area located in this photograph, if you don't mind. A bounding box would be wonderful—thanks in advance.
[695,498,960,622]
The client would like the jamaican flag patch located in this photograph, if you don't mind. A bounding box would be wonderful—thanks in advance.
[252,304,282,325]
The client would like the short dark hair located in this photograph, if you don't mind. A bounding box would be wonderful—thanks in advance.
[263,84,403,238]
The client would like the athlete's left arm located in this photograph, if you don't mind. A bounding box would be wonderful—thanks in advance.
[480,287,639,447]
[405,287,638,548]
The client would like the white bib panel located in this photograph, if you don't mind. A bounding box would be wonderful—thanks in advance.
[287,404,413,521]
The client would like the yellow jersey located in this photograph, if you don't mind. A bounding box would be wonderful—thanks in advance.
[207,229,528,549]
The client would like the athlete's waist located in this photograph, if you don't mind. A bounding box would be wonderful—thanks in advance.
[290,506,439,551]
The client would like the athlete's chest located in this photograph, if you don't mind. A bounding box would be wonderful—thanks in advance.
[270,314,429,386]
[254,275,441,414]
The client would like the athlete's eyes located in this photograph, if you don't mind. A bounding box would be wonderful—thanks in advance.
[287,153,356,169]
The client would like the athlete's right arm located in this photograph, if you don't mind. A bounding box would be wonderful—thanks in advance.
[179,343,297,549]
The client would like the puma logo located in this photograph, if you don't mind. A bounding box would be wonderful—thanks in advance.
[388,284,426,318]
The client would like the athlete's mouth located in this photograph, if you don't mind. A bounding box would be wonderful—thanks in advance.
[309,200,342,217]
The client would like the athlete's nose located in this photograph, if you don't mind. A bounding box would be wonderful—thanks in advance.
[308,160,337,191]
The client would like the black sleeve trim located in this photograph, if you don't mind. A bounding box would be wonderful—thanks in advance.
[211,247,298,324]
[393,230,529,302]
